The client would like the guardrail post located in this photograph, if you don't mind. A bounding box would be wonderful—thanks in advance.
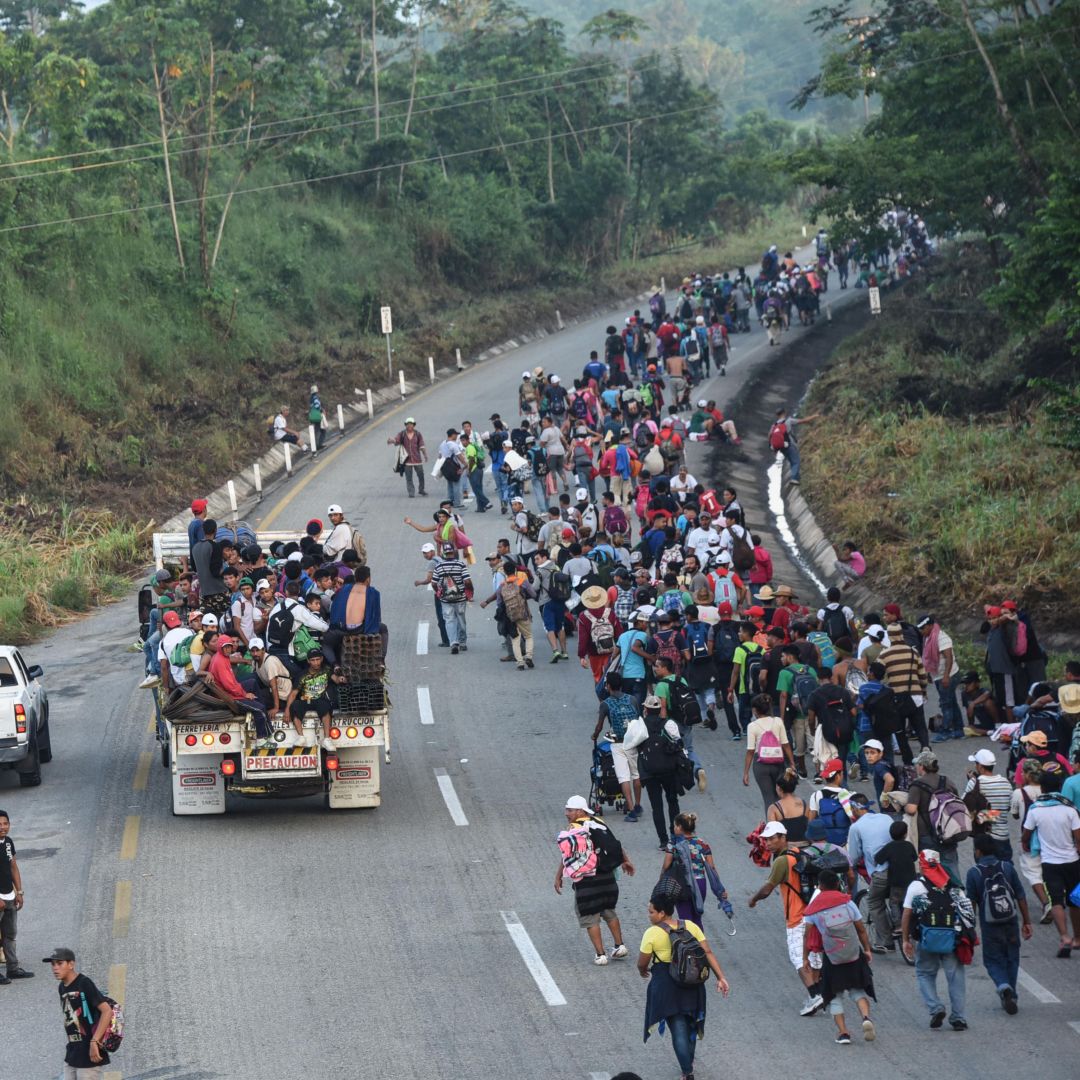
[428,356,435,384]
[284,442,293,475]
[399,371,407,398]
[253,463,262,500]
[366,388,374,419]
[337,403,345,432]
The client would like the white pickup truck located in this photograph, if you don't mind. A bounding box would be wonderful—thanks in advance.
[0,645,52,787]
[151,528,389,815]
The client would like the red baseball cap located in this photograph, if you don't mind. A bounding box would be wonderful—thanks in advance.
[717,601,733,616]
[191,498,208,513]
[1001,600,1017,611]
[985,605,1002,618]
[747,605,765,617]
[162,611,181,629]
[822,758,844,779]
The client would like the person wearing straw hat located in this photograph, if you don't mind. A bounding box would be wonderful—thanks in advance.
[578,586,623,684]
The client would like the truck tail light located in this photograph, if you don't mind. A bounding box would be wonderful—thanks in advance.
[326,755,339,771]
[219,732,232,745]
[221,760,236,776]
[201,733,215,746]
[329,727,341,740]
[345,726,358,739]
[362,726,375,739]
[185,734,198,746]
[14,704,26,734]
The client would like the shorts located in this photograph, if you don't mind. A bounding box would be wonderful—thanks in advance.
[578,908,618,928]
[1041,859,1080,907]
[787,921,823,970]
[1016,849,1043,889]
[542,600,567,633]
[610,740,639,785]
[829,989,869,1015]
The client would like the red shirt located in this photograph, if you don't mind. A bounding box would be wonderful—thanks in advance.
[577,609,624,659]
[208,650,246,700]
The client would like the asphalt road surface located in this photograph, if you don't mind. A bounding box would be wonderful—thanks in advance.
[6,268,1078,1080]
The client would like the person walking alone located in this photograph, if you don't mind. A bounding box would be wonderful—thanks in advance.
[387,418,427,498]
[44,946,114,1076]
[0,810,33,984]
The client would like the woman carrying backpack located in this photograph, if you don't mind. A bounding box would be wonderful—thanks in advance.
[744,694,796,813]
[638,890,730,1080]
[660,812,733,927]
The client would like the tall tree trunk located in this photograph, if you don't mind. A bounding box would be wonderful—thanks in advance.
[371,0,381,194]
[398,10,423,195]
[151,50,186,275]
[544,96,555,204]
[955,0,1047,198]
[197,43,216,288]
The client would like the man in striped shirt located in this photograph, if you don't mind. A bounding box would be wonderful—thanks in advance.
[879,623,930,753]
[964,748,1015,861]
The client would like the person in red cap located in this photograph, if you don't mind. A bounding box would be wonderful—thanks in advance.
[206,635,272,743]
[187,498,208,566]
[901,849,970,1030]
[882,603,922,652]
[983,605,1020,721]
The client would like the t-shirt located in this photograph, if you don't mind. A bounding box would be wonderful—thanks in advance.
[962,773,1012,840]
[617,629,649,680]
[1062,773,1080,811]
[908,774,958,844]
[928,629,959,679]
[1023,799,1080,865]
[431,559,467,603]
[767,851,805,927]
[231,596,256,640]
[158,626,195,685]
[298,670,330,704]
[272,413,288,440]
[747,715,789,753]
[776,664,818,712]
[538,425,564,456]
[0,835,15,897]
[59,974,111,1068]
[640,919,706,963]
[514,510,537,554]
[902,877,929,910]
[732,642,763,695]
[876,839,918,890]
[817,602,854,625]
[256,654,293,702]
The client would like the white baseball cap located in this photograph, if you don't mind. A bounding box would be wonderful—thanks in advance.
[255,579,271,591]
[551,374,561,384]
[697,399,708,407]
[421,542,436,554]
[761,821,787,838]
[328,504,343,515]
[863,739,884,752]
[575,487,588,501]
[247,637,265,650]
[405,417,416,425]
[564,795,594,814]
[201,613,218,627]
[968,748,997,767]
[287,551,303,562]
[522,370,532,379]
[716,551,732,564]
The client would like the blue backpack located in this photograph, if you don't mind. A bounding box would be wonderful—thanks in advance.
[818,794,851,845]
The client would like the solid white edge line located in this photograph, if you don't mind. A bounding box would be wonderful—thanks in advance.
[588,1073,611,1080]
[434,767,468,826]
[500,910,568,1007]
[1069,1020,1080,1038]
[416,620,429,655]
[417,686,434,725]
[1017,967,1061,1004]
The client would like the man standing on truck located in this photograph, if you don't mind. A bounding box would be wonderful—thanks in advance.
[1,810,33,984]
[191,519,230,619]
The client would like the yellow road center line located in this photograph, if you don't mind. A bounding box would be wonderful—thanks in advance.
[119,816,140,861]
[113,880,132,939]
[107,963,127,1006]
[103,1072,122,1080]
[132,751,152,792]
[147,712,155,734]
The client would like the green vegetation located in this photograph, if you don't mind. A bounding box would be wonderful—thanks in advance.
[0,0,811,511]
[799,255,1080,634]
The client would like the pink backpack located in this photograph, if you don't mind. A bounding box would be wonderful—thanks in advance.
[756,726,784,763]
[557,827,597,882]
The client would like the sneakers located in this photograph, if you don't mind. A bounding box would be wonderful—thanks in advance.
[870,944,889,954]
[624,806,642,822]
[517,662,526,670]
[549,653,560,664]
[1001,987,1018,1015]
[610,944,629,960]
[138,674,161,689]
[126,639,145,653]
[458,644,468,651]
[704,707,718,731]
[696,768,707,793]
[931,732,953,743]
[559,651,570,660]
[930,1008,946,1029]
[800,994,824,1017]
[950,1019,968,1031]
[593,953,609,966]
[835,1032,851,1045]
[320,736,336,751]
[525,658,535,668]
[450,643,460,654]
[862,1018,876,1041]
[6,968,34,979]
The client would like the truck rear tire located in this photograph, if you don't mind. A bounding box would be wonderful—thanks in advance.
[161,739,170,768]
[18,745,41,787]
[38,712,53,763]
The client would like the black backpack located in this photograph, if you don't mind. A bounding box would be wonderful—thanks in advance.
[637,715,681,778]
[663,676,702,727]
[822,605,849,642]
[863,685,904,733]
[548,570,572,602]
[265,600,298,649]
[817,688,855,745]
[665,922,711,987]
[590,822,624,874]
[712,622,741,664]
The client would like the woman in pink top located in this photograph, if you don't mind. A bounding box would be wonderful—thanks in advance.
[835,542,865,589]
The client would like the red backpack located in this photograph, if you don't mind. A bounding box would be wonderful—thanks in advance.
[769,421,788,451]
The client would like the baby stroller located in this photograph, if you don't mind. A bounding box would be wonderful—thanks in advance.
[589,739,626,815]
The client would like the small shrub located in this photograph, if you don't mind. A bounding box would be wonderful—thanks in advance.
[50,575,91,612]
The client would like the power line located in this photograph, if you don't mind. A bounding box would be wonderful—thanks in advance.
[0,104,717,235]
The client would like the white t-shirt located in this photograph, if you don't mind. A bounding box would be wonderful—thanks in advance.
[719,524,749,552]
[1023,800,1080,864]
[685,526,718,563]
[902,878,928,910]
[929,629,960,678]
[538,426,564,455]
[808,786,851,814]
[818,603,855,624]
[231,596,256,641]
[670,473,697,500]
[158,627,194,685]
[273,414,287,440]
[323,522,353,561]
[514,510,537,554]
[747,715,789,752]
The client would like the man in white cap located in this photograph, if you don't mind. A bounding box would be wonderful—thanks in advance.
[387,417,427,497]
[413,542,450,648]
[322,505,353,562]
[963,747,1014,860]
[509,494,537,566]
[749,820,825,1016]
[555,795,635,965]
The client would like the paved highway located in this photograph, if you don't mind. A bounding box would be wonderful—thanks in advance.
[6,273,1078,1080]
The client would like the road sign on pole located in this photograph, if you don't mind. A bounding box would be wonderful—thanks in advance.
[381,306,393,378]
[868,287,881,315]
[380,306,393,335]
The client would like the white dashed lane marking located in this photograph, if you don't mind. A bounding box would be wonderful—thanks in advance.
[416,621,429,655]
[500,910,568,1007]
[1018,967,1061,1004]
[417,686,434,725]
[434,768,468,826]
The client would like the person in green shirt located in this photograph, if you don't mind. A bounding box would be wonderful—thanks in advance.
[728,621,764,734]
[461,420,493,513]
[654,655,706,792]
[776,644,818,776]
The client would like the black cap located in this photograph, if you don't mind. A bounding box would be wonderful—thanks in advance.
[43,947,76,963]
[961,670,981,683]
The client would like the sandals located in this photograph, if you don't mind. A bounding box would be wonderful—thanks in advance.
[1055,943,1071,959]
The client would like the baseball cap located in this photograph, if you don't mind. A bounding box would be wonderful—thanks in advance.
[716,551,732,565]
[327,504,343,515]
[863,739,884,752]
[564,795,594,815]
[961,669,980,683]
[985,605,1002,618]
[821,758,844,780]
[575,488,588,501]
[522,370,532,379]
[747,605,765,617]
[968,748,996,767]
[441,542,456,556]
[1001,599,1018,611]
[866,624,885,641]
[405,416,416,424]
[697,399,707,407]
[191,498,208,513]
[162,611,181,629]
[217,635,236,648]
[717,601,733,616]
[200,613,218,627]
[287,551,303,563]
[761,821,787,838]
[42,948,76,964]
[154,567,174,583]
[247,637,265,650]
[485,551,500,561]
[510,495,524,504]
[914,748,937,768]
[255,579,271,591]
[421,542,436,553]
[643,694,662,711]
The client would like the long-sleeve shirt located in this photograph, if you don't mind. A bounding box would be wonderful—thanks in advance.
[208,650,246,700]
[577,609,624,660]
[846,811,895,876]
[879,643,928,695]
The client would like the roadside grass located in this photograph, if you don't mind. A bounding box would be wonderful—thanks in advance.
[0,507,145,643]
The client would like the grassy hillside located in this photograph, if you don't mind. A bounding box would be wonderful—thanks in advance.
[799,253,1079,634]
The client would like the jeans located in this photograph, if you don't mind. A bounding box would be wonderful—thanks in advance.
[445,474,465,508]
[143,626,162,676]
[433,599,449,646]
[493,468,510,507]
[442,601,467,645]
[666,1012,696,1074]
[402,463,425,496]
[575,465,596,502]
[644,774,681,846]
[915,946,966,1021]
[467,468,491,511]
[981,922,1020,992]
[737,692,753,733]
[782,442,801,483]
[679,723,702,774]
[936,679,964,735]
[531,475,548,515]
